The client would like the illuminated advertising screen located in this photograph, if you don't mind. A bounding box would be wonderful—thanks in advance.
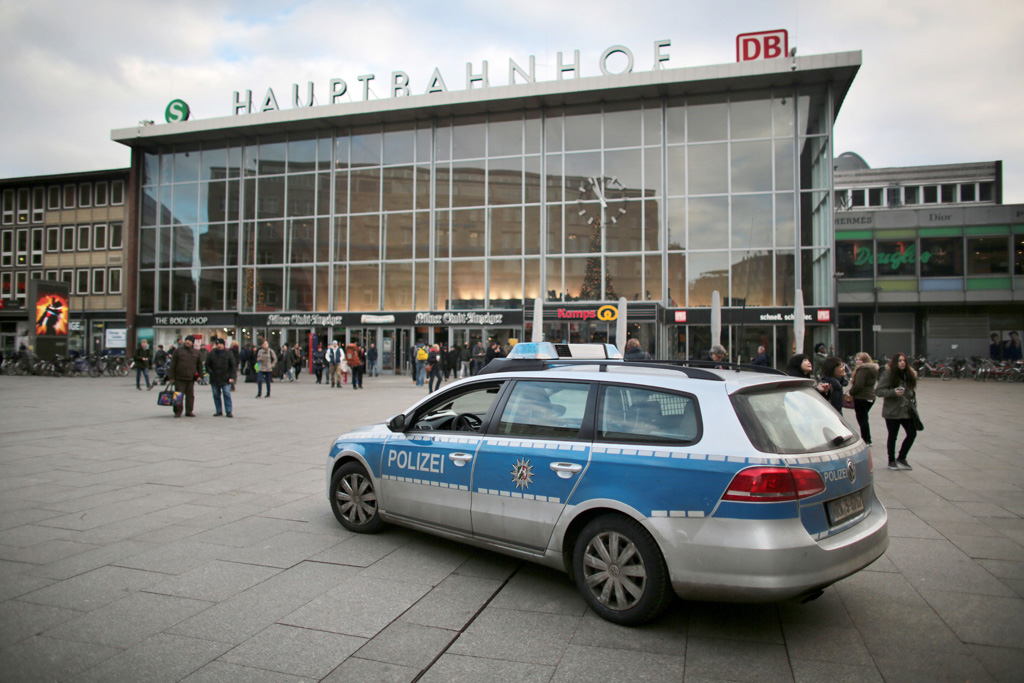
[28,279,71,358]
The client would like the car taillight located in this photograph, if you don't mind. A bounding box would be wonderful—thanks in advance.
[721,467,826,502]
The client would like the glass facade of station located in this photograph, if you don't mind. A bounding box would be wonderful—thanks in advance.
[130,65,847,363]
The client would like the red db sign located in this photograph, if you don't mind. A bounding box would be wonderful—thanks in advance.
[736,30,789,62]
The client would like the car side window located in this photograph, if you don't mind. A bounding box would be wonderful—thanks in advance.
[409,382,504,432]
[497,380,591,440]
[598,385,700,444]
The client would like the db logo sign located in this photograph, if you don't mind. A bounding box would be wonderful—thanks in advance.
[736,30,789,62]
[817,309,831,323]
[674,311,687,323]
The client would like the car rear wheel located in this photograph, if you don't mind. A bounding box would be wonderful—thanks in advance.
[572,514,672,626]
[330,461,384,533]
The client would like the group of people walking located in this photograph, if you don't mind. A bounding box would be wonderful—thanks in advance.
[408,340,507,392]
[786,343,919,471]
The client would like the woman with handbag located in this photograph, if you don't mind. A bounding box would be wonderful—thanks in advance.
[849,352,879,445]
[875,352,919,471]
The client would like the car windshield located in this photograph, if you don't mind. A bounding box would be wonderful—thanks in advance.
[731,386,857,454]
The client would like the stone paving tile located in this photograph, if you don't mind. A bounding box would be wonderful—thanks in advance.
[686,600,785,644]
[0,538,100,565]
[416,653,554,683]
[144,559,281,602]
[967,643,1024,683]
[26,539,157,581]
[447,606,580,666]
[884,536,1017,596]
[568,607,687,656]
[0,523,76,547]
[780,623,874,667]
[218,623,365,679]
[0,634,122,683]
[551,643,685,682]
[322,656,421,683]
[776,587,856,628]
[919,589,1024,649]
[19,564,165,611]
[309,529,410,567]
[354,620,456,669]
[112,538,233,575]
[683,636,793,682]
[223,529,343,569]
[790,659,884,683]
[67,633,230,683]
[41,590,213,649]
[355,536,472,586]
[189,516,308,548]
[400,572,504,631]
[0,571,55,602]
[0,599,83,649]
[943,534,1024,562]
[488,564,587,616]
[870,648,996,683]
[181,660,315,683]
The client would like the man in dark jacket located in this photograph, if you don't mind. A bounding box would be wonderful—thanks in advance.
[751,345,770,367]
[168,335,201,418]
[206,337,237,417]
[133,339,153,390]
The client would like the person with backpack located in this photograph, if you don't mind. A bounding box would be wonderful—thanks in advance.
[346,342,364,389]
[414,341,428,387]
[326,340,343,387]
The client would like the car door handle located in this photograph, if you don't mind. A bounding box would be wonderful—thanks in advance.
[448,452,473,467]
[550,462,583,479]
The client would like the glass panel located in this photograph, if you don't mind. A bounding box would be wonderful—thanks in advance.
[645,253,662,302]
[546,257,562,301]
[836,240,874,279]
[435,123,451,162]
[333,264,347,310]
[416,125,431,163]
[643,199,662,251]
[497,380,591,439]
[435,163,451,208]
[491,206,522,256]
[688,251,729,306]
[545,111,562,153]
[451,259,485,307]
[732,250,773,306]
[290,219,315,263]
[666,146,685,196]
[317,172,331,215]
[564,105,601,151]
[1015,235,1024,276]
[383,262,413,310]
[605,148,642,197]
[226,180,240,221]
[199,224,225,267]
[141,186,158,226]
[171,183,199,224]
[159,226,171,267]
[173,225,196,267]
[415,211,430,259]
[606,201,641,253]
[257,176,285,219]
[434,210,450,259]
[257,221,285,264]
[286,174,315,217]
[666,99,685,145]
[774,139,795,191]
[350,167,380,213]
[334,135,350,169]
[258,140,286,175]
[563,152,601,198]
[287,266,314,310]
[488,157,522,206]
[287,138,317,173]
[564,205,594,255]
[732,194,773,249]
[452,115,486,159]
[381,166,414,211]
[334,171,349,214]
[175,148,200,183]
[598,386,699,443]
[524,205,540,256]
[603,104,641,149]
[203,181,226,222]
[607,255,642,300]
[201,147,228,181]
[254,267,283,311]
[773,92,795,137]
[731,140,773,193]
[488,113,522,157]
[415,166,431,211]
[688,97,727,142]
[967,236,1009,274]
[314,264,329,311]
[351,128,381,166]
[643,101,662,146]
[434,260,449,309]
[143,153,159,186]
[171,270,197,310]
[688,196,728,250]
[317,136,333,171]
[384,212,413,260]
[730,94,772,139]
[451,208,486,258]
[545,154,562,203]
[525,111,542,153]
[349,215,379,261]
[667,198,685,250]
[643,147,661,198]
[776,192,795,248]
[415,260,430,309]
[489,258,522,305]
[525,257,541,300]
[198,268,225,310]
[452,160,486,208]
[688,144,728,195]
[383,126,415,165]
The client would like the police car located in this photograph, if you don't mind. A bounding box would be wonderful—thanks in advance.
[326,342,888,626]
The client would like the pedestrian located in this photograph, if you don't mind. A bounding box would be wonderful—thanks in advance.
[206,337,237,417]
[447,344,461,379]
[751,345,770,367]
[367,343,379,377]
[414,340,428,386]
[134,338,153,390]
[623,338,651,361]
[347,342,364,389]
[440,343,451,379]
[989,332,1003,361]
[812,342,828,380]
[459,342,471,378]
[313,343,326,384]
[255,340,277,398]
[326,340,343,387]
[707,344,727,368]
[239,343,255,383]
[290,344,303,381]
[470,341,486,376]
[1005,331,1022,362]
[168,335,201,418]
[427,343,443,393]
[818,357,847,413]
[875,352,918,471]
[785,354,813,378]
[280,343,292,382]
[849,352,879,444]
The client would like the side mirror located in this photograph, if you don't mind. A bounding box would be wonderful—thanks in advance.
[387,414,406,432]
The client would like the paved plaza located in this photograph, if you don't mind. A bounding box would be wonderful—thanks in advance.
[0,370,1022,682]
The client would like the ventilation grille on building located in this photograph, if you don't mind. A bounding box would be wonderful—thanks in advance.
[928,316,989,338]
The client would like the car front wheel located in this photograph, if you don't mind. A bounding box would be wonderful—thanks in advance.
[572,514,672,626]
[330,461,384,533]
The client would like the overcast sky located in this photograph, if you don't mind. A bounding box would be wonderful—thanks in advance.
[2,0,1022,201]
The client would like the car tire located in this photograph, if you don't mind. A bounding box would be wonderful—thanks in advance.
[329,461,384,534]
[572,514,672,626]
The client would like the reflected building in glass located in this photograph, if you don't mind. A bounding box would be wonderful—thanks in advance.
[115,50,860,370]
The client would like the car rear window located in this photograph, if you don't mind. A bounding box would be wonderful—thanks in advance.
[731,386,856,454]
[598,385,700,444]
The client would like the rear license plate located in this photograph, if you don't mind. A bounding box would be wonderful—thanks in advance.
[826,490,865,526]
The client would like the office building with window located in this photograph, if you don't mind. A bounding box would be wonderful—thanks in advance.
[834,155,1023,359]
[111,49,859,370]
[0,169,129,354]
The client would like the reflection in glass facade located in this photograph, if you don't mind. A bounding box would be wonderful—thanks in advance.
[137,90,833,314]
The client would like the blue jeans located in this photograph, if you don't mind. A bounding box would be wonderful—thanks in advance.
[211,383,233,414]
[136,367,150,389]
[257,371,272,396]
[415,361,425,386]
[368,359,378,376]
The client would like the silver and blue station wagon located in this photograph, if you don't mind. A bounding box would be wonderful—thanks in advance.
[326,343,888,625]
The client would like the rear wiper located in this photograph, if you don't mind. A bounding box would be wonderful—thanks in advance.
[831,433,856,447]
